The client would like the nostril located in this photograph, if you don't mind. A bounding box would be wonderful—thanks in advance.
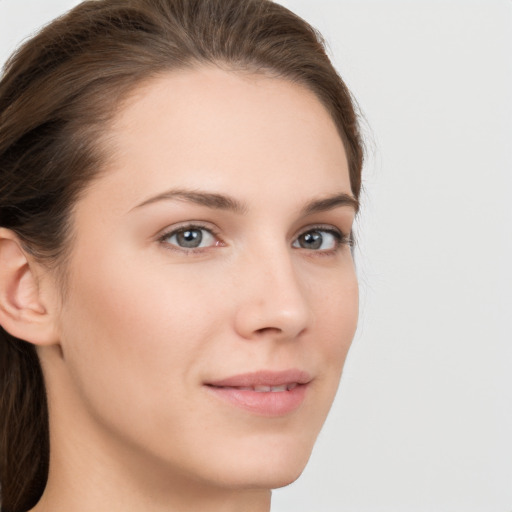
[232,271,311,340]
[254,326,282,335]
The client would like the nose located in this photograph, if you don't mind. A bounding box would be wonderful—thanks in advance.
[233,250,311,341]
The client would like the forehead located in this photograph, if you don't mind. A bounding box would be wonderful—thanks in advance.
[84,66,351,214]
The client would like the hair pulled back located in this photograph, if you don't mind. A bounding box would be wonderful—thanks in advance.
[0,1,363,510]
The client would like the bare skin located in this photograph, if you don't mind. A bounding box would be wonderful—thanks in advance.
[1,67,358,512]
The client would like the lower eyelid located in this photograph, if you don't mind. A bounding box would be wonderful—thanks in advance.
[157,224,350,253]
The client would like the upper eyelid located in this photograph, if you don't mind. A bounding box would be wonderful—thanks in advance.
[157,224,222,253]
[158,222,345,235]
[156,221,352,247]
[294,224,347,239]
[295,224,355,249]
[296,224,341,233]
[157,221,220,239]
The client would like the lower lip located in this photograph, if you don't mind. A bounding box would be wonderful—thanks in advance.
[205,384,308,417]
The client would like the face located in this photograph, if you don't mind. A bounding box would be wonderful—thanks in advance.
[49,67,358,490]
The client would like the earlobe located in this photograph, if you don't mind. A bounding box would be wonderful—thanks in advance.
[0,228,59,346]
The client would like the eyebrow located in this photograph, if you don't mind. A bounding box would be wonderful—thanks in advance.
[131,188,358,215]
[301,193,359,215]
[131,188,247,214]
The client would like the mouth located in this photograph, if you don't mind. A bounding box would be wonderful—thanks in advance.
[204,370,311,416]
[207,383,299,392]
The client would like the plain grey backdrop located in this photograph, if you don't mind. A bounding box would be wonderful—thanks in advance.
[1,1,511,511]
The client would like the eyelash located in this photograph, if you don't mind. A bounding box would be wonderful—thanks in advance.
[157,223,353,255]
[158,222,223,254]
[294,225,353,256]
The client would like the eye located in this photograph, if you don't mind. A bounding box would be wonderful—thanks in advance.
[160,225,218,250]
[292,228,346,251]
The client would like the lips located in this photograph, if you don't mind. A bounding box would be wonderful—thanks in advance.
[206,369,311,388]
[204,369,311,416]
[212,383,298,392]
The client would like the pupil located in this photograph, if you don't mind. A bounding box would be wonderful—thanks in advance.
[301,231,322,250]
[177,229,202,248]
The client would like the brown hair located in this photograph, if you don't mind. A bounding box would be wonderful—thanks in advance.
[0,0,364,510]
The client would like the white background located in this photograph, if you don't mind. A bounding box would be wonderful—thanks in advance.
[1,1,511,511]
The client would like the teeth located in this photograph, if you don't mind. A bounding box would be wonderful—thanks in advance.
[254,386,272,392]
[253,384,295,392]
[214,383,300,392]
[270,385,288,392]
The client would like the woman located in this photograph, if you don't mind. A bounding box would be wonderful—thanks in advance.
[0,1,364,511]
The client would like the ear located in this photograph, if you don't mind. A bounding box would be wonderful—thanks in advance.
[0,228,60,346]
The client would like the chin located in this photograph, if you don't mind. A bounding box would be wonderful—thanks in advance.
[260,463,308,490]
[205,436,315,491]
[222,462,308,491]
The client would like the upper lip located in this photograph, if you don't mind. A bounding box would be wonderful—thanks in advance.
[205,369,312,388]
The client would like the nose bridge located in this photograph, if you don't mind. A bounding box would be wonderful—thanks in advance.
[234,241,311,340]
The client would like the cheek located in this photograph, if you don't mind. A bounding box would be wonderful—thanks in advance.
[313,267,358,384]
[53,245,358,486]
[58,254,223,424]
[329,276,358,353]
[313,257,359,332]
